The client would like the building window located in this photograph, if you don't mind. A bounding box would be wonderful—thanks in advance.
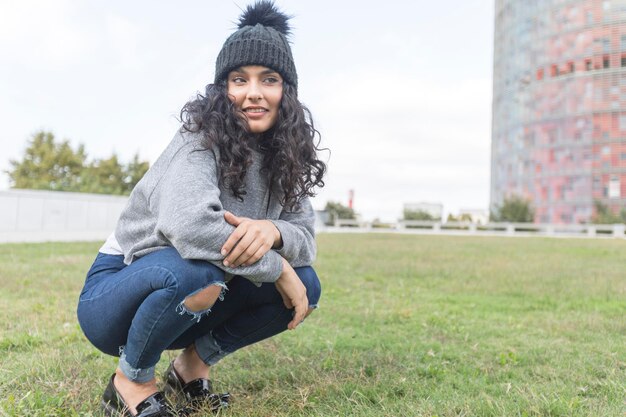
[609,176,620,198]
[622,55,626,67]
[536,68,544,80]
[568,62,575,73]
[551,64,559,76]
[593,177,602,191]
[603,55,610,68]
[585,59,592,70]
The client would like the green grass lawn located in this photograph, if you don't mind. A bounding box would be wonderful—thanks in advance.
[0,233,624,416]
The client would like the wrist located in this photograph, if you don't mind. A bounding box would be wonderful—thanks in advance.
[280,257,294,276]
[278,257,288,278]
[270,221,283,249]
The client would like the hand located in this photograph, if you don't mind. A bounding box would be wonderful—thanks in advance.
[274,258,308,330]
[221,211,281,267]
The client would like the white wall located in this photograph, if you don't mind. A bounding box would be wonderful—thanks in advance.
[0,189,332,244]
[0,189,127,243]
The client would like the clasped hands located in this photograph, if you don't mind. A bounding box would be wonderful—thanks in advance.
[221,211,308,330]
[220,211,281,268]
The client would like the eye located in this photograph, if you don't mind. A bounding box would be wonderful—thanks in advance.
[263,76,282,84]
[230,76,246,84]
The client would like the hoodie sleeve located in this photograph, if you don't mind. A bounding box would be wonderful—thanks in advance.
[152,144,283,283]
[269,197,317,267]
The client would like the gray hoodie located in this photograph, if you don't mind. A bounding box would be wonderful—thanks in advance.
[114,129,316,284]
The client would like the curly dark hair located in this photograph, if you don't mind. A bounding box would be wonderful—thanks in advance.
[180,81,326,211]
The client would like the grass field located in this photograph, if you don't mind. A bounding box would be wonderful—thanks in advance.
[0,233,624,416]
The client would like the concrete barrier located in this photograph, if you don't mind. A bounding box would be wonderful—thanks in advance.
[0,189,127,243]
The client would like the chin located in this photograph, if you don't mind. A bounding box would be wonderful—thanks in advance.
[248,123,273,134]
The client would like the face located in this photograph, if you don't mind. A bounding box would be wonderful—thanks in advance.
[226,65,284,134]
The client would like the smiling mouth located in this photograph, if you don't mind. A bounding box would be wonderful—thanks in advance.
[243,107,268,113]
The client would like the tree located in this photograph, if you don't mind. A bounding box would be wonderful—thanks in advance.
[123,154,150,194]
[324,201,355,225]
[446,213,473,223]
[7,131,87,191]
[490,195,535,222]
[404,209,438,221]
[80,155,126,195]
[592,200,626,224]
[6,130,149,195]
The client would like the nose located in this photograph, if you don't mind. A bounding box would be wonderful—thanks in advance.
[246,80,263,101]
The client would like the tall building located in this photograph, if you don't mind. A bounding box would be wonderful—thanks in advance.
[491,0,626,223]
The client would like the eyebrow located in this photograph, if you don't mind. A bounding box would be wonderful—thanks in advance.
[232,67,280,76]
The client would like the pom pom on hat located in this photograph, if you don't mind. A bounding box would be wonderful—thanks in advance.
[215,0,298,88]
[237,0,292,36]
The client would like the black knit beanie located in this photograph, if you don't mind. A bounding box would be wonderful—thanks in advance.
[214,1,297,88]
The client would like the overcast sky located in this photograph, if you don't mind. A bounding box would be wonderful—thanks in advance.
[0,0,494,222]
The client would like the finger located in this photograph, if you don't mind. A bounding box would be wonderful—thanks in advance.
[274,283,293,309]
[288,299,307,330]
[221,224,247,260]
[241,242,270,266]
[224,231,254,267]
[282,294,294,309]
[231,238,264,267]
[224,211,242,226]
[288,310,303,329]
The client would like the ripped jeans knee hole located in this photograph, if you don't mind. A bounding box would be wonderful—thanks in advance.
[176,282,227,323]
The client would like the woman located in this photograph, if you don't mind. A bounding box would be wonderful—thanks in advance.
[77,1,326,415]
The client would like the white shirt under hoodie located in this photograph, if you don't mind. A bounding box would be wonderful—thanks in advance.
[100,129,317,284]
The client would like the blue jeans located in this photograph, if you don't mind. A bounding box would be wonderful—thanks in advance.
[77,247,321,383]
